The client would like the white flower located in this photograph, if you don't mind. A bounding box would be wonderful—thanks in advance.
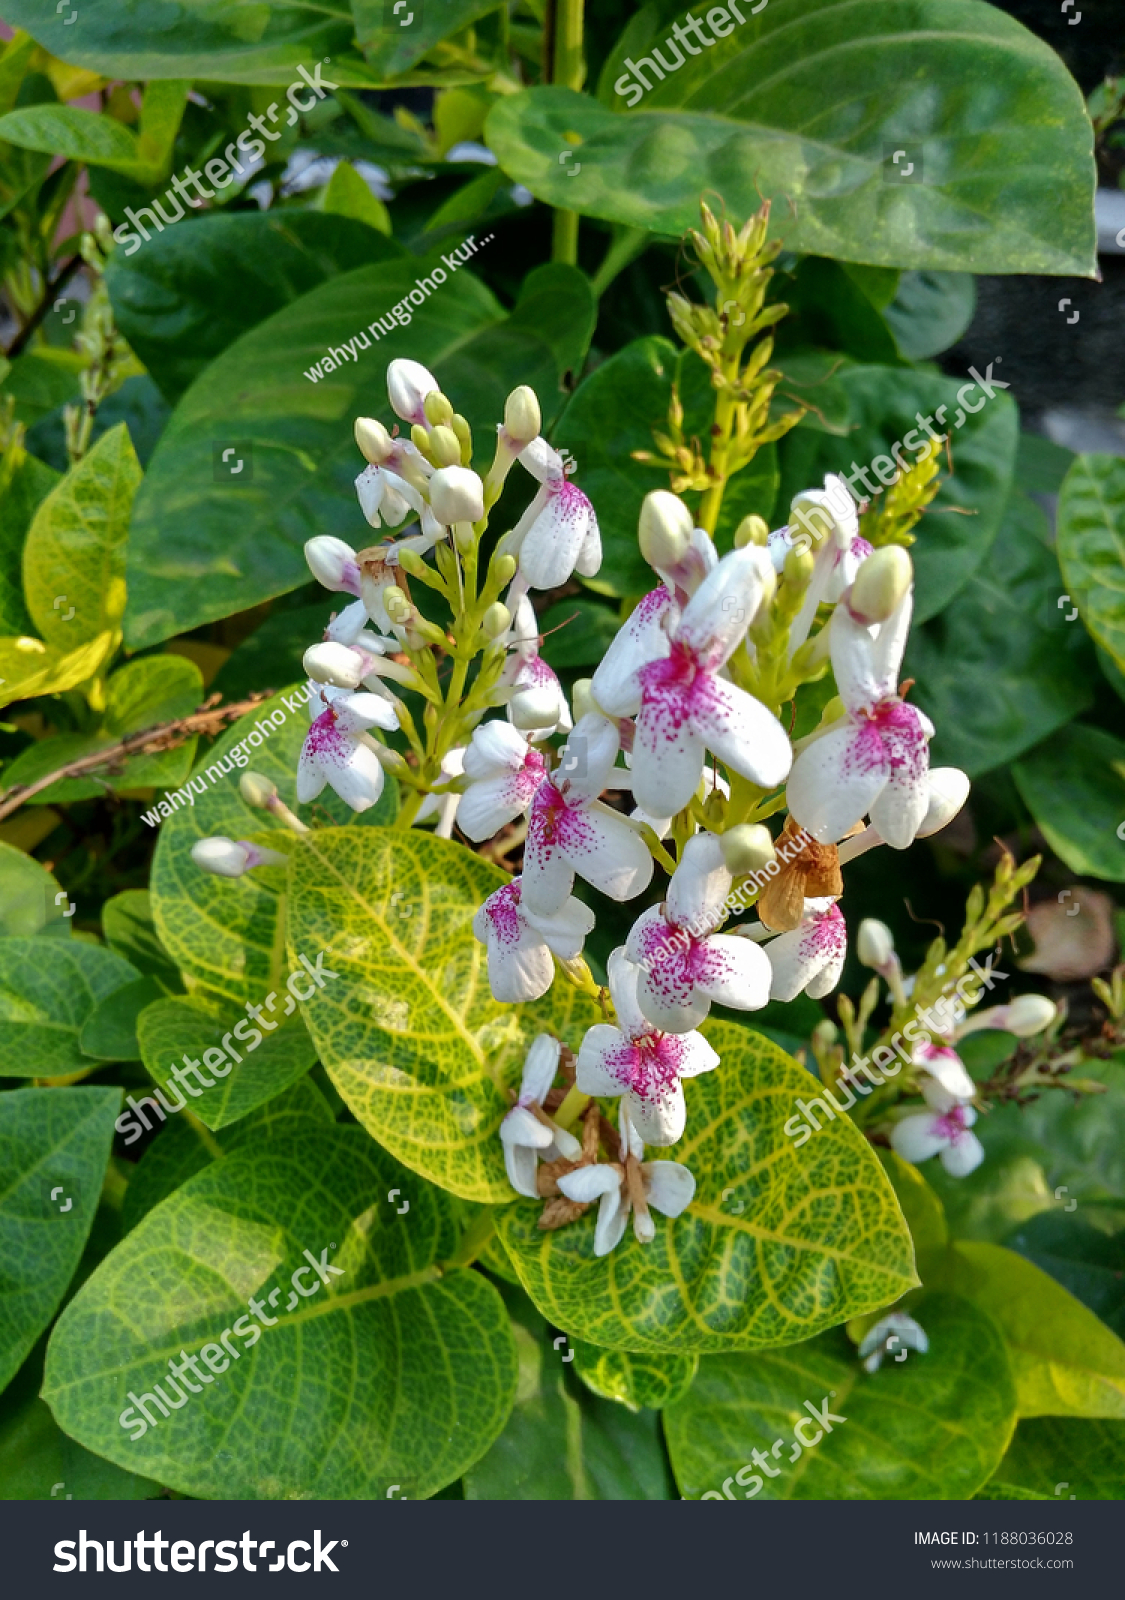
[429,465,484,525]
[387,358,439,425]
[752,896,847,1001]
[505,438,601,589]
[858,1312,929,1373]
[912,1039,975,1101]
[556,1109,696,1254]
[297,683,398,812]
[472,875,595,1003]
[190,837,287,877]
[415,746,465,838]
[499,1034,581,1198]
[777,474,871,652]
[355,462,425,529]
[457,721,548,841]
[500,593,572,736]
[838,767,970,864]
[890,1078,984,1177]
[625,832,771,1032]
[522,714,654,916]
[575,948,718,1145]
[305,535,362,596]
[957,994,1057,1039]
[786,584,933,849]
[303,638,389,692]
[592,548,791,819]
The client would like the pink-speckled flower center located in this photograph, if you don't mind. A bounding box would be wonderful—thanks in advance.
[485,881,523,946]
[609,1031,684,1105]
[797,902,846,965]
[306,706,344,759]
[933,1105,970,1144]
[530,781,567,845]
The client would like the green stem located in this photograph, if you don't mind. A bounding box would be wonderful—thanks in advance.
[697,384,737,534]
[443,1207,498,1270]
[590,226,648,298]
[549,0,584,266]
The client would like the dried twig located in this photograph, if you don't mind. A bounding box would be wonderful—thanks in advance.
[0,691,273,824]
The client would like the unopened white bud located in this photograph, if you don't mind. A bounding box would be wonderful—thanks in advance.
[733,514,769,549]
[849,545,913,624]
[918,768,971,838]
[430,465,484,525]
[355,416,393,464]
[504,385,541,447]
[483,601,511,639]
[304,535,360,595]
[998,994,1058,1037]
[638,490,693,571]
[719,823,776,876]
[857,918,895,971]
[511,686,563,730]
[190,836,286,878]
[239,772,278,808]
[303,641,364,689]
[387,358,439,425]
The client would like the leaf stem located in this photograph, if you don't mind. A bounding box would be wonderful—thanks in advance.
[549,0,584,266]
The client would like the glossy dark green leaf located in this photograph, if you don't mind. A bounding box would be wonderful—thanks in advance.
[882,270,976,361]
[42,1125,518,1499]
[0,841,73,940]
[79,976,166,1063]
[906,491,1094,776]
[665,1293,1016,1499]
[778,362,1019,623]
[101,889,182,992]
[487,1,1095,275]
[1012,725,1125,884]
[107,211,403,404]
[354,0,503,78]
[987,1417,1125,1501]
[124,260,595,647]
[0,438,57,634]
[539,598,626,671]
[0,1087,120,1393]
[0,939,139,1077]
[499,1022,916,1352]
[1056,453,1125,672]
[1006,1208,1125,1340]
[463,1285,675,1498]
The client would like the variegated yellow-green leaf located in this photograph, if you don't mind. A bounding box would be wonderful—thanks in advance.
[571,1340,698,1412]
[42,1125,517,1500]
[986,1417,1125,1501]
[665,1292,1016,1500]
[286,828,601,1203]
[0,938,140,1077]
[1056,453,1125,673]
[499,1023,916,1352]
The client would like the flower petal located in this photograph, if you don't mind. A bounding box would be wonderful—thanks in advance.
[665,830,730,931]
[940,1128,985,1177]
[463,719,532,779]
[459,773,537,842]
[677,545,773,669]
[524,895,597,960]
[690,676,792,792]
[786,721,890,846]
[520,1033,561,1105]
[575,1024,630,1096]
[594,1188,628,1256]
[500,1106,554,1150]
[606,947,652,1040]
[590,587,675,719]
[558,1163,621,1204]
[889,1112,948,1166]
[519,481,596,590]
[626,1080,686,1147]
[631,691,707,819]
[503,1139,540,1198]
[643,1159,696,1218]
[559,801,654,904]
[693,933,772,1011]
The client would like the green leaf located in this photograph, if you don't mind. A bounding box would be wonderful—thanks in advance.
[499,1022,916,1352]
[944,1240,1125,1420]
[463,1284,675,1498]
[877,1149,948,1280]
[0,0,371,87]
[286,826,600,1202]
[320,157,391,235]
[0,1344,160,1500]
[882,270,976,361]
[539,598,626,671]
[121,1079,335,1234]
[22,422,139,655]
[354,0,501,78]
[134,989,318,1132]
[79,976,166,1062]
[42,1125,517,1499]
[101,889,182,993]
[0,840,73,940]
[571,1339,698,1412]
[987,1417,1125,1501]
[0,105,151,178]
[487,1,1095,275]
[0,347,82,431]
[0,1086,120,1393]
[106,211,403,404]
[555,336,778,598]
[0,653,204,805]
[1006,1209,1125,1340]
[664,1292,1016,1500]
[777,363,1019,623]
[149,686,395,1009]
[906,491,1095,776]
[0,938,140,1077]
[0,437,57,635]
[1012,725,1125,884]
[124,259,595,647]
[1056,453,1125,673]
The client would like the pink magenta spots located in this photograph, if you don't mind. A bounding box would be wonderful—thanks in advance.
[797,903,846,965]
[933,1105,971,1145]
[484,881,524,947]
[526,782,598,864]
[876,700,930,780]
[605,1033,684,1107]
[306,708,346,763]
[547,477,592,531]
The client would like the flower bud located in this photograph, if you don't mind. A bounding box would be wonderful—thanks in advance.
[423,389,455,427]
[429,425,463,468]
[783,545,815,589]
[857,918,896,971]
[998,994,1058,1036]
[491,552,518,586]
[239,772,278,808]
[304,535,360,595]
[849,545,913,624]
[354,416,393,464]
[733,513,769,549]
[511,686,562,730]
[638,490,693,571]
[190,836,286,878]
[719,823,776,876]
[483,601,511,639]
[571,677,596,721]
[387,358,438,425]
[918,767,971,838]
[382,585,413,626]
[452,414,473,456]
[304,641,364,689]
[504,385,541,447]
[430,465,484,525]
[395,546,428,580]
[410,423,432,458]
[811,1018,838,1051]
